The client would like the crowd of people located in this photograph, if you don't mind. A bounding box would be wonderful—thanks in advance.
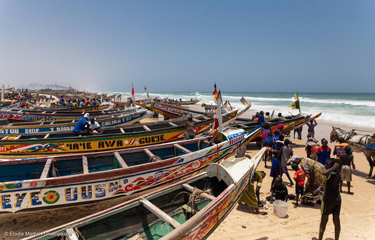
[238,113,355,240]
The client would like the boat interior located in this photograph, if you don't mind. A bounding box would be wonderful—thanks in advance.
[0,139,214,183]
[48,174,228,240]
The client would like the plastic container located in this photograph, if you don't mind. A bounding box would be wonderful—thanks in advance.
[273,200,288,218]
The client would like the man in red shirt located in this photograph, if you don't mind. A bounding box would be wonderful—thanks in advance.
[292,163,308,207]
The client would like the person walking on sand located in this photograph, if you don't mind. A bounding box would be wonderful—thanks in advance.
[319,158,341,240]
[280,139,294,186]
[306,118,318,138]
[340,146,355,194]
[292,163,307,207]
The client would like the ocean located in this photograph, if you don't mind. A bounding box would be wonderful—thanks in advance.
[110,91,375,129]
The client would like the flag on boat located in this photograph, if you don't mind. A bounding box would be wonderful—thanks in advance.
[223,100,228,108]
[289,92,300,111]
[240,97,248,106]
[216,89,222,103]
[131,84,135,103]
[213,83,218,102]
[138,100,141,104]
[144,86,147,91]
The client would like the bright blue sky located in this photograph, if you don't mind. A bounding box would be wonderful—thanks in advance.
[1,1,374,93]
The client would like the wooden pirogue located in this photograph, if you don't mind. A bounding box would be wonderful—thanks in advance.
[21,147,266,240]
[229,112,322,144]
[0,109,147,135]
[0,127,262,213]
[0,107,132,122]
[137,101,251,119]
[0,110,240,155]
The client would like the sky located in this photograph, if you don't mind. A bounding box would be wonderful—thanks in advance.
[1,1,375,93]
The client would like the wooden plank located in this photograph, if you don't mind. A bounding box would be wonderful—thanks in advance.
[143,125,151,131]
[173,144,191,153]
[168,122,178,127]
[114,151,128,168]
[140,199,181,229]
[39,121,45,125]
[82,156,89,174]
[120,128,125,133]
[40,158,53,179]
[1,136,8,140]
[144,149,154,157]
[65,228,79,240]
[52,111,56,114]
[239,124,248,128]
[49,121,55,125]
[182,183,215,201]
[44,133,50,139]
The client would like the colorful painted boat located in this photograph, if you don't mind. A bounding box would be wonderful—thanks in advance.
[21,147,265,240]
[0,99,19,108]
[0,127,262,213]
[0,111,238,155]
[137,101,250,120]
[0,108,135,122]
[0,109,147,135]
[29,104,109,112]
[229,113,322,143]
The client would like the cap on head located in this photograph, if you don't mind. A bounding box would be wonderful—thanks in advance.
[84,113,90,118]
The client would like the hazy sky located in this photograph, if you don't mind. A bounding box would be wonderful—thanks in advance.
[1,1,374,93]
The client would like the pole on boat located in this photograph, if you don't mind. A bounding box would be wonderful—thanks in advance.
[1,84,4,101]
[217,89,223,132]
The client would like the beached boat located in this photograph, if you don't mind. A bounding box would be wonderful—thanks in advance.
[0,111,239,155]
[0,99,19,108]
[21,147,265,240]
[0,108,135,122]
[0,126,262,213]
[0,109,147,135]
[229,113,322,143]
[137,101,250,120]
[29,104,109,112]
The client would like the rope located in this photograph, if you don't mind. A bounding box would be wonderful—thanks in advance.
[74,227,86,240]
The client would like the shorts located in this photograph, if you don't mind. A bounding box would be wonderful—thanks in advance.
[295,184,304,195]
[282,167,288,173]
[322,201,341,215]
[341,165,352,182]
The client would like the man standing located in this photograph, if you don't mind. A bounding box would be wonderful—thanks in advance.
[319,158,341,240]
[184,115,195,139]
[306,118,318,138]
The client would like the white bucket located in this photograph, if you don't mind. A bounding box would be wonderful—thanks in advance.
[273,200,288,218]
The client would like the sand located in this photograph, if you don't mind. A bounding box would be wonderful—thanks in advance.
[1,106,375,239]
[208,119,375,240]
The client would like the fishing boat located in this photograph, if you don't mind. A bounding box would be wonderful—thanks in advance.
[0,109,147,135]
[137,101,250,120]
[21,148,265,240]
[0,110,240,155]
[0,108,135,122]
[0,99,19,108]
[0,125,262,213]
[29,104,109,112]
[229,113,322,144]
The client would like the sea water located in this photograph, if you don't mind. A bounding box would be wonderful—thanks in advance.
[109,91,375,130]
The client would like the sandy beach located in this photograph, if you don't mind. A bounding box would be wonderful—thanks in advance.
[1,106,375,240]
[208,117,375,240]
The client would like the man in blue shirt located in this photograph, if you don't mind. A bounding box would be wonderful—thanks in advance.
[72,113,90,136]
[258,111,266,126]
